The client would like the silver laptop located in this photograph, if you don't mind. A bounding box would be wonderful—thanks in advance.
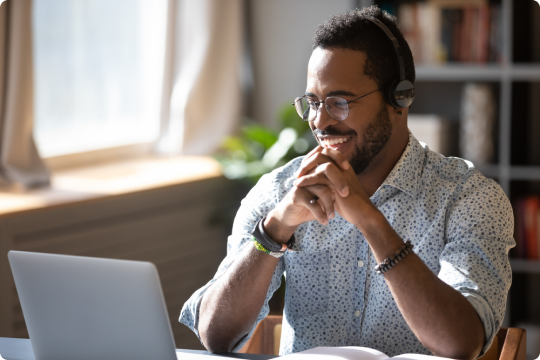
[8,251,178,360]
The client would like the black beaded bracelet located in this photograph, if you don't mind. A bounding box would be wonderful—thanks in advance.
[374,241,414,275]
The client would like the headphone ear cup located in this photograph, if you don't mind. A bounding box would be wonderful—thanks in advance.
[386,78,400,108]
[389,79,415,108]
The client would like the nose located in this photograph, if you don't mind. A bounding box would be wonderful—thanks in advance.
[312,102,339,131]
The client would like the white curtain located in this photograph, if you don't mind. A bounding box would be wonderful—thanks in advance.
[157,0,243,156]
[0,0,49,188]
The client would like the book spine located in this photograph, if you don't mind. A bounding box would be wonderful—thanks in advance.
[461,7,473,62]
[536,208,540,258]
[419,2,431,64]
[398,3,421,64]
[453,9,462,63]
[406,0,502,64]
[537,209,540,261]
[514,199,527,258]
[524,196,540,260]
[440,9,451,62]
[495,5,503,63]
[478,4,489,63]
[471,6,480,63]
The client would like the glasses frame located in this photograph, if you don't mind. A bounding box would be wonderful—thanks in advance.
[293,88,381,122]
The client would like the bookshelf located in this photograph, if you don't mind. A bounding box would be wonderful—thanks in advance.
[510,259,540,274]
[356,0,540,327]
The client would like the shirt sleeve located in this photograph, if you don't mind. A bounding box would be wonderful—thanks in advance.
[179,159,300,350]
[439,173,515,356]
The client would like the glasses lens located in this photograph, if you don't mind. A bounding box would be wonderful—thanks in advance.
[325,97,349,121]
[294,97,315,121]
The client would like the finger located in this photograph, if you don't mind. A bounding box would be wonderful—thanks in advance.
[294,163,349,197]
[317,162,350,197]
[321,147,350,171]
[306,144,324,157]
[301,184,335,223]
[293,186,329,224]
[296,146,324,177]
[296,152,336,178]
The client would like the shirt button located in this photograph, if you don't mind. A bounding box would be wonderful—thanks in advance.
[355,310,361,317]
[357,260,365,267]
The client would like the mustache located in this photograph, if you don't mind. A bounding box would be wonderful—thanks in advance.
[312,127,357,137]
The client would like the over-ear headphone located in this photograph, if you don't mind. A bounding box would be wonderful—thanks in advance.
[364,16,415,108]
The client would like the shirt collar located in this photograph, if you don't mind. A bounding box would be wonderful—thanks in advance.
[379,131,426,198]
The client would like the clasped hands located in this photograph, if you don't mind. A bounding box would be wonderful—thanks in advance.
[269,145,376,236]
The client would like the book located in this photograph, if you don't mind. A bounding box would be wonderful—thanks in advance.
[524,196,540,260]
[537,209,540,260]
[407,114,455,156]
[460,7,473,62]
[477,4,490,63]
[512,196,540,259]
[276,346,454,360]
[513,198,526,258]
[399,3,421,64]
[396,0,501,64]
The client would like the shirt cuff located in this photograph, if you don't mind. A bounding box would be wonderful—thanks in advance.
[179,279,216,342]
[463,292,497,356]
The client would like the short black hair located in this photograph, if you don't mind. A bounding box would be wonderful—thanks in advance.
[313,6,415,92]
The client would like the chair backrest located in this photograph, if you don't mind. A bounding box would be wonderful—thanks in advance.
[496,328,526,360]
[239,315,526,360]
[238,315,282,355]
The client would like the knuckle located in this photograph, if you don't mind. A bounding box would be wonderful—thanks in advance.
[320,162,332,171]
[319,186,331,196]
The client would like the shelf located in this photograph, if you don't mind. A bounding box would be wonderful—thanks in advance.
[509,166,540,180]
[509,64,540,81]
[415,64,540,81]
[510,259,540,274]
[476,164,500,179]
[475,165,540,181]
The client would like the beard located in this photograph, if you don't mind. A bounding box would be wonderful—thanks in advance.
[312,103,393,174]
[348,104,393,174]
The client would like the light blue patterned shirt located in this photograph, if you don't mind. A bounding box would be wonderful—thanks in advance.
[180,132,515,356]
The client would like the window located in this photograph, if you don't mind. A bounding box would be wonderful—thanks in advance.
[32,0,167,158]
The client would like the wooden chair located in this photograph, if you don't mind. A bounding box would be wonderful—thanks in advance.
[239,315,526,360]
[238,315,283,355]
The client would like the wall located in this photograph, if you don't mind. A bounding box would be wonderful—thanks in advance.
[249,0,354,127]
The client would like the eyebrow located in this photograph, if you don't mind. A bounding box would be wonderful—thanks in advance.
[305,90,358,98]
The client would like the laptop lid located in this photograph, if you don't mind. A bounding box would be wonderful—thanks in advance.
[8,251,177,360]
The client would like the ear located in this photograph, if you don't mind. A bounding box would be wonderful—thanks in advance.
[392,106,405,116]
[391,106,407,119]
[390,106,409,132]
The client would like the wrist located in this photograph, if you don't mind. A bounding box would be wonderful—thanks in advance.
[352,203,383,233]
[356,207,405,262]
[263,210,298,244]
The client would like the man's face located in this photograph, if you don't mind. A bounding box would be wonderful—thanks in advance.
[306,47,393,174]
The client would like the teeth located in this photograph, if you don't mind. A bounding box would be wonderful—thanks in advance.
[322,138,349,147]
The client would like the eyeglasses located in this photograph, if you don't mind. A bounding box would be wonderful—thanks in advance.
[292,88,380,122]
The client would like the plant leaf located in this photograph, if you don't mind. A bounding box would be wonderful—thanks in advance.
[242,125,278,149]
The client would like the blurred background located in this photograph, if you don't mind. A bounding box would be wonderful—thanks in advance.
[0,0,539,357]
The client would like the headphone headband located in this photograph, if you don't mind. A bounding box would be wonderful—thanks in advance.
[363,16,414,108]
[364,16,405,81]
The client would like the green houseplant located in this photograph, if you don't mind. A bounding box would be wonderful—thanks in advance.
[215,103,317,185]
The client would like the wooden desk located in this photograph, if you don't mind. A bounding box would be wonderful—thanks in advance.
[0,338,276,360]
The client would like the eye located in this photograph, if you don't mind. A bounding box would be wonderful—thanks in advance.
[329,98,348,110]
[306,98,318,110]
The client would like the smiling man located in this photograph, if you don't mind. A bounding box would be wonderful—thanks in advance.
[180,6,514,359]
